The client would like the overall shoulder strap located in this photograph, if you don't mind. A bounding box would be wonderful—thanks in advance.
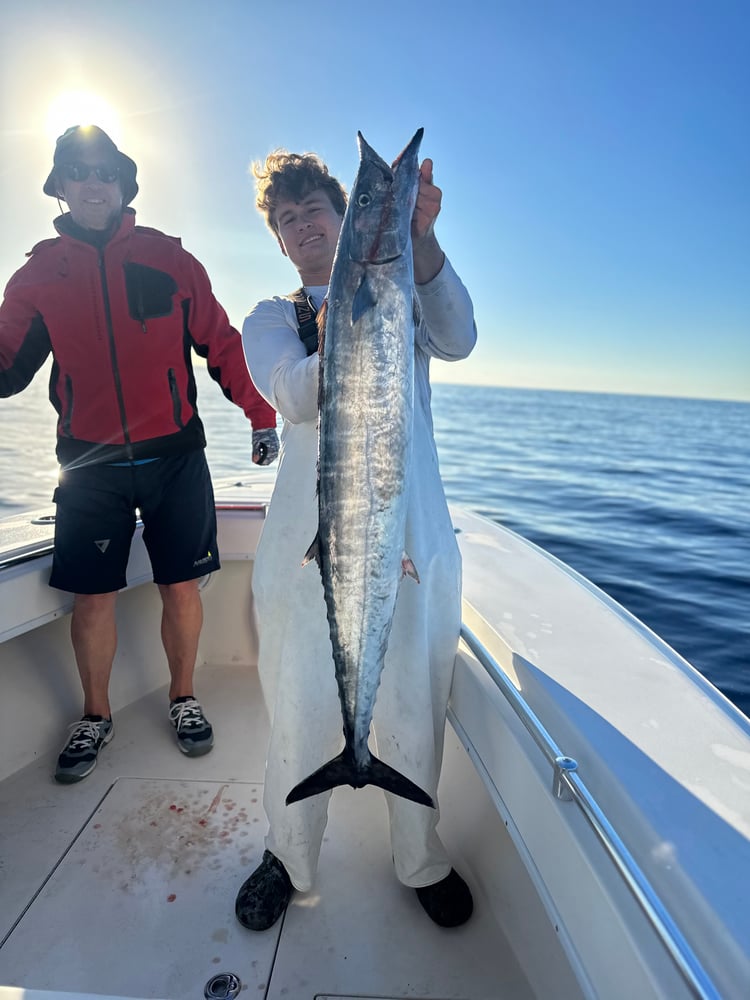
[289,287,319,357]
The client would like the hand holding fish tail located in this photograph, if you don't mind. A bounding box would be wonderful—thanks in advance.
[413,158,446,284]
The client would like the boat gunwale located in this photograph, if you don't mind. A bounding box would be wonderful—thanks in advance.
[460,622,721,1000]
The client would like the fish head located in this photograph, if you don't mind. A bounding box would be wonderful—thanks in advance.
[343,129,424,266]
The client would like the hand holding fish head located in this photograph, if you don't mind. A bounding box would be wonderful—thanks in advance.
[412,158,446,283]
[412,158,441,241]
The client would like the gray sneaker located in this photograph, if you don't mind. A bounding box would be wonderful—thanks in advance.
[168,697,214,756]
[55,715,113,784]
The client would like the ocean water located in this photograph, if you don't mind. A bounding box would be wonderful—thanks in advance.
[2,364,748,717]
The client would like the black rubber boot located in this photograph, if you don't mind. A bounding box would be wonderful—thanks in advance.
[415,868,474,927]
[235,850,294,931]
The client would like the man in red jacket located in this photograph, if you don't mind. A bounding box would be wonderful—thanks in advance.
[0,124,278,782]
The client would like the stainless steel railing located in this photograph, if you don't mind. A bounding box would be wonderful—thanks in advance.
[459,622,721,1000]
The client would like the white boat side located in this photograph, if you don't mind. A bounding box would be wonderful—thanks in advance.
[0,472,748,999]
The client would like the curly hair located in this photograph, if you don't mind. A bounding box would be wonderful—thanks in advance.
[252,150,348,236]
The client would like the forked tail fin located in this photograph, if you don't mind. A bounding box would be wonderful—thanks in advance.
[286,748,434,808]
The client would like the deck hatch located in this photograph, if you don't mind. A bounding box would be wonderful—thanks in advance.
[0,777,274,997]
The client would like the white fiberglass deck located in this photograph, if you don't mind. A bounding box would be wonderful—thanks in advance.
[0,663,530,1000]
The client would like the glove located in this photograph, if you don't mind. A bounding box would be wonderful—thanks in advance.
[252,427,279,466]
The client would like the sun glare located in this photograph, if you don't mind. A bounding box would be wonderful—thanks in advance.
[45,91,121,144]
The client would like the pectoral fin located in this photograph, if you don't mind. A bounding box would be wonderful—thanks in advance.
[351,274,377,325]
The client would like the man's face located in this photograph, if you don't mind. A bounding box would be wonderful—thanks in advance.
[274,190,344,283]
[58,149,124,231]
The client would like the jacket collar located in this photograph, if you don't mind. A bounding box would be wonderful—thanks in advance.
[53,207,136,248]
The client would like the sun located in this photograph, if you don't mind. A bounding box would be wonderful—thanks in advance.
[46,91,121,145]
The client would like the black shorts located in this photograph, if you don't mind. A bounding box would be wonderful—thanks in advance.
[49,451,220,594]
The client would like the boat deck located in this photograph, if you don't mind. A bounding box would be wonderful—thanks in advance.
[6,480,747,998]
[0,662,532,1000]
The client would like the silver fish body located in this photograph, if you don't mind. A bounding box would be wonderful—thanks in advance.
[287,128,433,809]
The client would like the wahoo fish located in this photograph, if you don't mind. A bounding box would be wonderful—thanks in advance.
[287,128,433,809]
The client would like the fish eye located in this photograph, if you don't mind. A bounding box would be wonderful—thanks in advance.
[357,192,372,207]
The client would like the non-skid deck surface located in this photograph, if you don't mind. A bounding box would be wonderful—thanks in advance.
[0,664,530,999]
[0,777,275,996]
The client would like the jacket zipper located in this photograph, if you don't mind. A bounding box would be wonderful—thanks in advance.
[62,375,73,436]
[168,368,184,428]
[99,251,134,460]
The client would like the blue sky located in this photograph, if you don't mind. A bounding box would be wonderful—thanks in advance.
[1,0,748,401]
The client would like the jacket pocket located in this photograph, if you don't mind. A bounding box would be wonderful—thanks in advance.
[124,263,178,327]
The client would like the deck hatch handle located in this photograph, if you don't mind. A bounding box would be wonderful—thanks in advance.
[204,972,242,999]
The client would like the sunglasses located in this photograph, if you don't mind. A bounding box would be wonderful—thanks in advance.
[59,162,120,184]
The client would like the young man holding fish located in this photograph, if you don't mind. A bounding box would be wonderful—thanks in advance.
[238,133,477,930]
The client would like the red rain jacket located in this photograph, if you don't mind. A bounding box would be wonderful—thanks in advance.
[0,209,275,467]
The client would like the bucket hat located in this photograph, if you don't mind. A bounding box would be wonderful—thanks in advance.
[43,125,138,205]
